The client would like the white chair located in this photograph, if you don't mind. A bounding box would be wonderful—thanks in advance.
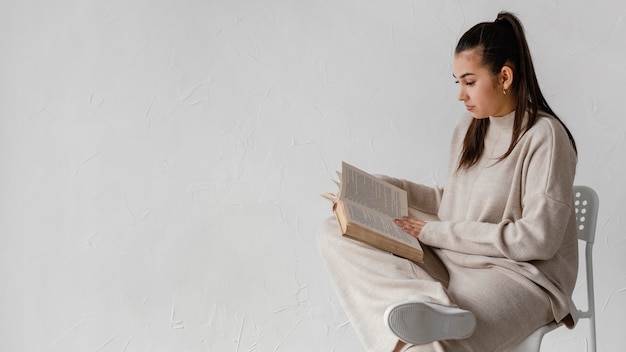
[509,185,598,352]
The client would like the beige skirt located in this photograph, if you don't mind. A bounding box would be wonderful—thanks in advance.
[317,216,553,352]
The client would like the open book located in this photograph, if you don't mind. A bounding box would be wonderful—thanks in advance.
[321,162,423,263]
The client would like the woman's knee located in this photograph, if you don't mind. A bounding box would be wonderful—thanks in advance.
[316,216,339,254]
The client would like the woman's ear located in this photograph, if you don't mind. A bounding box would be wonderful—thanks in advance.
[501,65,514,90]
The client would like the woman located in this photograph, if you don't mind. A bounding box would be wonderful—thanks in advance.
[317,11,578,352]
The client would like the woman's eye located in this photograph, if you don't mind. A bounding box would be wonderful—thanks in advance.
[466,81,475,86]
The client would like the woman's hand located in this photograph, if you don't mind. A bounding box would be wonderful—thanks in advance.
[394,216,426,239]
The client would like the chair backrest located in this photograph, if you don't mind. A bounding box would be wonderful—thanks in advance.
[574,186,599,243]
[573,185,598,352]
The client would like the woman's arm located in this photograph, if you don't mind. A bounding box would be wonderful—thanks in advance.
[416,118,578,261]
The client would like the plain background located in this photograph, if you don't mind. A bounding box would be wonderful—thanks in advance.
[1,0,624,351]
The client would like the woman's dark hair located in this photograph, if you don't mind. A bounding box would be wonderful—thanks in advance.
[455,11,577,169]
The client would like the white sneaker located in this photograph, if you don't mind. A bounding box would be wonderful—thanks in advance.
[384,299,476,345]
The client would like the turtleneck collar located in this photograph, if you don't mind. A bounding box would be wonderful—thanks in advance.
[490,110,516,122]
[489,110,517,132]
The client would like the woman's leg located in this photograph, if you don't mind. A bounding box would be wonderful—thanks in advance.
[318,217,554,351]
[433,252,554,351]
[317,217,456,352]
[397,260,553,352]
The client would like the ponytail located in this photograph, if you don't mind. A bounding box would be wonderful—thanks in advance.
[455,12,576,169]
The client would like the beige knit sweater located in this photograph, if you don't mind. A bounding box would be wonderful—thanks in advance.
[383,111,578,327]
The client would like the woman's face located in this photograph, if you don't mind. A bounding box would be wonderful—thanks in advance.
[453,49,513,118]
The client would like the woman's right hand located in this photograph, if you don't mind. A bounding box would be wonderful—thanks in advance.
[394,216,426,239]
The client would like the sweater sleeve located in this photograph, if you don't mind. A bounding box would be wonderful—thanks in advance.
[419,119,577,261]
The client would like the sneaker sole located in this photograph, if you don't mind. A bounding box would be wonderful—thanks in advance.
[384,301,476,345]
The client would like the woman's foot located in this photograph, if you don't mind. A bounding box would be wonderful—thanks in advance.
[384,298,476,345]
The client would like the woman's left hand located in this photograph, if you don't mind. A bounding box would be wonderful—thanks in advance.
[394,216,426,239]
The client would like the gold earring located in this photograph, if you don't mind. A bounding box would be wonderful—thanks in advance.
[503,89,507,95]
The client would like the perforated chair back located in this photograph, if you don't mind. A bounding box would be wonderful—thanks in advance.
[508,185,598,352]
[572,186,598,352]
[575,186,599,243]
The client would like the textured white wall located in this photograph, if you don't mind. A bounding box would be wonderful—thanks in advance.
[1,0,624,351]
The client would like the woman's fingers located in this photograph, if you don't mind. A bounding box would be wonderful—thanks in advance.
[394,217,426,238]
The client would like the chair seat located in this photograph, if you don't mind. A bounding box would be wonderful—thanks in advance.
[507,322,559,352]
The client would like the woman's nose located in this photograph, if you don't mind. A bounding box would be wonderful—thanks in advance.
[457,87,466,101]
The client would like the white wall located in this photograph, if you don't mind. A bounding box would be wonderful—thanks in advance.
[1,0,624,351]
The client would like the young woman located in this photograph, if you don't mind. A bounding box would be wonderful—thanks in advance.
[317,12,578,352]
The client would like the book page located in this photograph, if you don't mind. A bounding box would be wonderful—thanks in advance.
[342,199,416,246]
[340,161,408,218]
